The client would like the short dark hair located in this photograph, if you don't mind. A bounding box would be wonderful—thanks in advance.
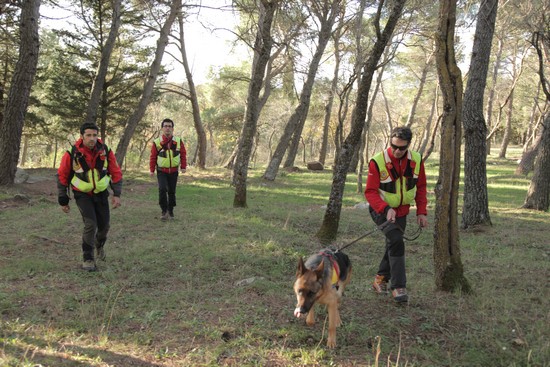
[161,118,174,127]
[80,122,99,135]
[390,126,413,142]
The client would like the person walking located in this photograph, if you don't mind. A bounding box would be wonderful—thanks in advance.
[365,126,428,303]
[57,122,123,271]
[149,118,187,221]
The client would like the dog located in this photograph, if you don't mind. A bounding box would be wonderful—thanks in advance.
[293,248,352,348]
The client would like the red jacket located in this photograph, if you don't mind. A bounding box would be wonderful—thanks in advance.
[57,138,123,196]
[365,147,427,217]
[149,135,187,174]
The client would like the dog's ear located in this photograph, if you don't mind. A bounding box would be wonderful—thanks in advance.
[314,260,325,279]
[297,257,306,277]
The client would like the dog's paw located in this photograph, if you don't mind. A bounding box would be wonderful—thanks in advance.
[326,338,337,349]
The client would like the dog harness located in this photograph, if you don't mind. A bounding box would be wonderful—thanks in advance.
[319,250,340,287]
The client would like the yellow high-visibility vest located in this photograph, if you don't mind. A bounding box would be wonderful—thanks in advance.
[155,137,182,168]
[372,149,421,208]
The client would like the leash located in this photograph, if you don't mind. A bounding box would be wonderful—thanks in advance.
[337,220,423,252]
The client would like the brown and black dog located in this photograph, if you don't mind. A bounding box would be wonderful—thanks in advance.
[293,248,352,348]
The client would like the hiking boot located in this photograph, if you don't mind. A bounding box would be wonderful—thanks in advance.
[392,288,408,303]
[82,259,97,272]
[168,210,174,220]
[160,211,168,221]
[96,246,106,261]
[372,275,388,294]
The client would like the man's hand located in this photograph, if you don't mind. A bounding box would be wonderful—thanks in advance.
[386,208,397,223]
[149,171,154,178]
[61,205,70,213]
[417,214,428,228]
[112,196,121,209]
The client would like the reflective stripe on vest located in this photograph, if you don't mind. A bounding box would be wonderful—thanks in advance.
[372,149,421,208]
[155,137,182,168]
[70,146,111,194]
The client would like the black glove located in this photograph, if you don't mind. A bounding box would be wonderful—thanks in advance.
[58,195,69,206]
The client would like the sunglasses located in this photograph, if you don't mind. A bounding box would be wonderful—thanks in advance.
[390,143,409,151]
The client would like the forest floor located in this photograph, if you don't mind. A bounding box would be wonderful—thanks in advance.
[1,158,549,366]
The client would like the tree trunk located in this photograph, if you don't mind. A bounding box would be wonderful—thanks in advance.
[461,0,497,229]
[84,0,122,127]
[263,0,340,180]
[177,14,207,169]
[405,51,434,128]
[114,0,181,166]
[233,0,276,208]
[0,0,41,186]
[523,114,550,210]
[485,37,503,155]
[523,27,550,211]
[317,0,406,241]
[433,0,470,293]
[419,86,438,156]
[356,64,385,193]
[498,89,513,158]
[516,116,544,175]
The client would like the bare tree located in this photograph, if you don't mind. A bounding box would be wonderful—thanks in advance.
[233,0,277,208]
[0,0,41,185]
[163,12,208,169]
[114,0,181,166]
[433,0,470,292]
[317,0,407,241]
[84,0,122,131]
[263,0,341,180]
[461,0,498,229]
[318,0,352,166]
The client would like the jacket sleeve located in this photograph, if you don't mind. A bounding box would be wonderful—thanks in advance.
[149,142,158,173]
[107,149,123,197]
[365,159,390,214]
[414,160,428,216]
[180,140,187,169]
[57,152,72,205]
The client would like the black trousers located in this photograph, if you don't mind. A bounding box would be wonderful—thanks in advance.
[157,171,178,213]
[369,207,407,289]
[74,190,110,261]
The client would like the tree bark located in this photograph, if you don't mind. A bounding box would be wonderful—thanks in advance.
[485,37,503,155]
[263,0,340,180]
[523,114,550,210]
[523,28,550,211]
[233,0,276,208]
[317,0,406,241]
[461,0,497,228]
[0,0,41,185]
[433,0,470,293]
[114,0,181,166]
[516,113,545,175]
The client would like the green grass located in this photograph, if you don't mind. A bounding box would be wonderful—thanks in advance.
[0,153,549,366]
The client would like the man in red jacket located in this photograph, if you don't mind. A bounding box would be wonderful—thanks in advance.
[149,118,187,221]
[57,123,123,271]
[365,126,428,303]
